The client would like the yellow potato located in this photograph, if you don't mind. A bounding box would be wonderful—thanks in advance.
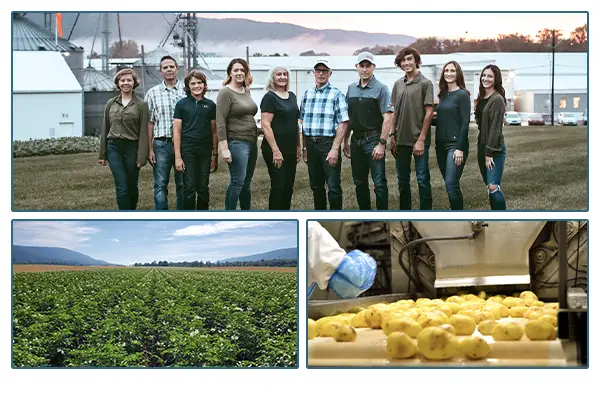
[483,305,502,320]
[491,321,525,341]
[446,295,467,304]
[334,325,357,342]
[437,304,453,318]
[388,302,412,312]
[308,319,318,339]
[449,314,477,335]
[502,297,518,308]
[431,310,450,323]
[478,290,487,300]
[498,304,510,318]
[525,320,557,341]
[477,310,495,322]
[334,314,355,326]
[457,309,481,324]
[364,306,388,329]
[382,318,422,338]
[351,310,369,328]
[541,308,558,317]
[463,294,481,302]
[417,327,459,360]
[460,336,491,360]
[544,302,559,310]
[439,324,456,336]
[524,306,544,318]
[509,306,528,318]
[403,309,421,320]
[416,298,432,305]
[486,296,502,304]
[417,313,445,328]
[319,321,342,337]
[519,291,538,300]
[538,314,558,328]
[386,332,418,359]
[513,298,527,307]
[444,302,462,315]
[315,316,337,332]
[382,311,406,324]
[478,320,497,335]
[527,311,542,321]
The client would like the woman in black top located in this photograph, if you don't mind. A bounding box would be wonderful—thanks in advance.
[260,66,302,210]
[435,61,471,210]
[475,64,507,210]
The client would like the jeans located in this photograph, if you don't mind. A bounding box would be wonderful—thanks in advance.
[182,147,213,210]
[436,144,468,210]
[305,136,342,210]
[478,143,507,210]
[395,145,432,210]
[106,139,140,210]
[225,139,258,210]
[262,144,297,210]
[350,134,388,210]
[152,138,184,210]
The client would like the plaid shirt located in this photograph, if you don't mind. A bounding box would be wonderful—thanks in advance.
[144,80,186,138]
[300,82,349,137]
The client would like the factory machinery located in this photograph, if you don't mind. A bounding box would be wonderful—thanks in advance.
[308,221,588,367]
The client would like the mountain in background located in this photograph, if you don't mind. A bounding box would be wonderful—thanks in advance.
[12,245,116,266]
[22,13,416,56]
[220,247,298,263]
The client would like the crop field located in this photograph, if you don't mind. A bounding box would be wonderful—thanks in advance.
[12,268,298,368]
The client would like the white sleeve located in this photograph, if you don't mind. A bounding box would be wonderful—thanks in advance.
[307,222,347,290]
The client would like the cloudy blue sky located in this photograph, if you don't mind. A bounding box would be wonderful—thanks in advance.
[12,220,298,265]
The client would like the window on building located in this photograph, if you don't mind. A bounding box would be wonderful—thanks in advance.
[574,97,581,109]
[560,98,567,109]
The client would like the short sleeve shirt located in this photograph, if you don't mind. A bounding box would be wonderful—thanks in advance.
[391,72,435,146]
[260,91,300,154]
[173,95,216,149]
[346,75,393,133]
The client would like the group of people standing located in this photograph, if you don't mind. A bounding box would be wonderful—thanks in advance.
[98,47,507,211]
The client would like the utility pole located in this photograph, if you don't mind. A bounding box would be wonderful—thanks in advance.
[101,13,110,74]
[246,46,249,64]
[551,29,556,126]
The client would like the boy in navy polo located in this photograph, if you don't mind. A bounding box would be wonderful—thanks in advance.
[173,70,218,210]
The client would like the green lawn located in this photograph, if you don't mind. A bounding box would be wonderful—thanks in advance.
[12,125,587,211]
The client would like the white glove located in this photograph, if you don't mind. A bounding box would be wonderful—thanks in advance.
[307,222,346,291]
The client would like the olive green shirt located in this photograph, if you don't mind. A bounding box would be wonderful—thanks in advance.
[216,86,259,143]
[391,72,435,146]
[99,94,149,165]
[477,91,506,157]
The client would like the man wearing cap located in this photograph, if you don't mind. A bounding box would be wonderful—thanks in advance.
[300,58,350,210]
[344,52,393,210]
[389,47,435,210]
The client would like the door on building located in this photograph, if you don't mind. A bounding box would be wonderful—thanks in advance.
[58,122,74,137]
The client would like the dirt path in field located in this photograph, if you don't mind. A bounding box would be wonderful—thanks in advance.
[13,265,297,273]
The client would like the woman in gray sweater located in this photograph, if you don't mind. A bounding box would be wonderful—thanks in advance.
[475,64,507,210]
[216,58,259,210]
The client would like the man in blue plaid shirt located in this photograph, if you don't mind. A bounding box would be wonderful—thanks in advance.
[300,58,350,210]
[145,55,186,210]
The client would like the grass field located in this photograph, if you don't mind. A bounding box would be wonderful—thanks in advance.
[12,125,588,210]
[12,267,297,367]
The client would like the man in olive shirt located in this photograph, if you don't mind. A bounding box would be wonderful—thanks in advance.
[345,52,393,210]
[390,47,435,210]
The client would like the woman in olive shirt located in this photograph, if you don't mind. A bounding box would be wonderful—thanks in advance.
[216,58,259,210]
[475,64,507,210]
[435,61,471,210]
[98,68,149,210]
[260,66,302,210]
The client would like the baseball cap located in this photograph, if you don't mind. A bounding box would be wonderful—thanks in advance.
[357,51,375,64]
[314,58,331,69]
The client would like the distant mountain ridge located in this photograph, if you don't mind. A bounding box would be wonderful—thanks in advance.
[12,245,115,266]
[22,13,416,56]
[220,247,298,263]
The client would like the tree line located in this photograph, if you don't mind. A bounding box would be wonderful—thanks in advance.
[132,259,297,268]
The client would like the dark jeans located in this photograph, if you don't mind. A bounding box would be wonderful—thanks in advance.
[395,145,432,210]
[478,143,507,210]
[152,138,184,210]
[107,139,140,210]
[182,147,213,210]
[305,136,342,210]
[350,134,388,210]
[262,144,297,210]
[226,139,258,210]
[436,144,468,210]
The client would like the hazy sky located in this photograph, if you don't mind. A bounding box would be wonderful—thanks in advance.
[12,220,298,265]
[202,12,586,40]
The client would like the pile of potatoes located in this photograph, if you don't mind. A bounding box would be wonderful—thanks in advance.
[308,290,559,361]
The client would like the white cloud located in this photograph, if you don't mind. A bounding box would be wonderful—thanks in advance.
[12,221,100,250]
[110,238,120,243]
[173,221,279,237]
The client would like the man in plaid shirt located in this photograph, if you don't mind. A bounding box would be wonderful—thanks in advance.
[144,55,185,210]
[300,58,350,210]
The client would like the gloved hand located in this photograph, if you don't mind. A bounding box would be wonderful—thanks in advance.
[328,250,377,299]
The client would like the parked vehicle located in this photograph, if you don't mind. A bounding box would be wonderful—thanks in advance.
[528,113,545,126]
[504,111,522,126]
[558,112,579,126]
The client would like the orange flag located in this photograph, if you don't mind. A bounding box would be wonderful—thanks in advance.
[56,13,63,38]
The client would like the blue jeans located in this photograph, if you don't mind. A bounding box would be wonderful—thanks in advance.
[436,144,468,210]
[226,139,258,210]
[152,138,184,210]
[262,143,297,210]
[182,147,212,210]
[350,134,388,210]
[395,145,432,210]
[107,139,140,210]
[305,136,342,210]
[478,143,507,210]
